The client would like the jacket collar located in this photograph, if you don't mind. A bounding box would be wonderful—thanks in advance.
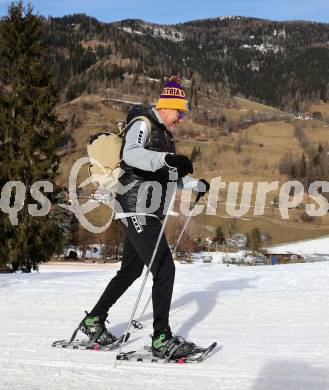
[152,108,164,125]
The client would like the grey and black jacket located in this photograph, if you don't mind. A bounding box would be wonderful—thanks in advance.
[115,105,198,220]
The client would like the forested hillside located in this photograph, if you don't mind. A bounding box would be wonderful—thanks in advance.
[41,14,329,111]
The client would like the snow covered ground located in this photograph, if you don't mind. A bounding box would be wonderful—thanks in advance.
[1,261,329,390]
[267,235,329,257]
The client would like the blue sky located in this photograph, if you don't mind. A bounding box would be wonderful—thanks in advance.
[0,0,328,24]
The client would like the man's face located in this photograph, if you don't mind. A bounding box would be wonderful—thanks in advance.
[158,109,185,128]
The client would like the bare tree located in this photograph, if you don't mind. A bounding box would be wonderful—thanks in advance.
[98,221,123,262]
[75,225,94,259]
[165,216,197,254]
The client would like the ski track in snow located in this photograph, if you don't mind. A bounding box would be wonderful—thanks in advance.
[1,262,329,390]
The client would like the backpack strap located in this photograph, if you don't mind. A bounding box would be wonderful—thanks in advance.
[118,115,152,139]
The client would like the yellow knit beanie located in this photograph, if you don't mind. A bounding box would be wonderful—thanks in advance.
[156,75,189,111]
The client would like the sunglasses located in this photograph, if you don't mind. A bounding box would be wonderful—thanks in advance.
[176,110,186,120]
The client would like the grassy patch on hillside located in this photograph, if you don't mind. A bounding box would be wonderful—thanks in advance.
[56,94,329,244]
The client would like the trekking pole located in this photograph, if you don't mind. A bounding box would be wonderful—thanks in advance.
[131,191,203,331]
[172,191,203,256]
[114,188,177,366]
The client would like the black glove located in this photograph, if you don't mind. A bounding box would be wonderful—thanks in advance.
[165,154,193,177]
[196,179,210,197]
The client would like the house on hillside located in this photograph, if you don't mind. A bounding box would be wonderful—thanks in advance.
[294,112,313,120]
[264,252,304,265]
[266,235,329,264]
[227,233,247,248]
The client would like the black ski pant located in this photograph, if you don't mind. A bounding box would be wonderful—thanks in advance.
[90,215,175,334]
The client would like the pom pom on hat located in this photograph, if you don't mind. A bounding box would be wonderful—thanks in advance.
[156,75,189,111]
[168,75,182,84]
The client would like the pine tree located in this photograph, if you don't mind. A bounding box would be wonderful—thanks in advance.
[214,225,225,245]
[299,153,307,178]
[190,146,201,162]
[290,162,296,178]
[0,2,66,271]
[250,228,262,254]
[313,153,321,167]
[244,233,250,250]
[318,143,324,154]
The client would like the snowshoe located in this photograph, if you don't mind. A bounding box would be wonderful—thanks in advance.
[70,311,117,346]
[52,333,130,351]
[116,341,218,364]
[151,328,197,360]
[52,311,129,351]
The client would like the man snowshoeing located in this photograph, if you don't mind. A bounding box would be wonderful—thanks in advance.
[77,76,210,359]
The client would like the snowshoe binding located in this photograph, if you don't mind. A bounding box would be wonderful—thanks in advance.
[151,327,197,360]
[77,312,117,346]
[52,311,130,351]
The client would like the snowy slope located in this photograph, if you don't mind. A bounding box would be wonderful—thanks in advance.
[267,235,329,256]
[1,261,329,390]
